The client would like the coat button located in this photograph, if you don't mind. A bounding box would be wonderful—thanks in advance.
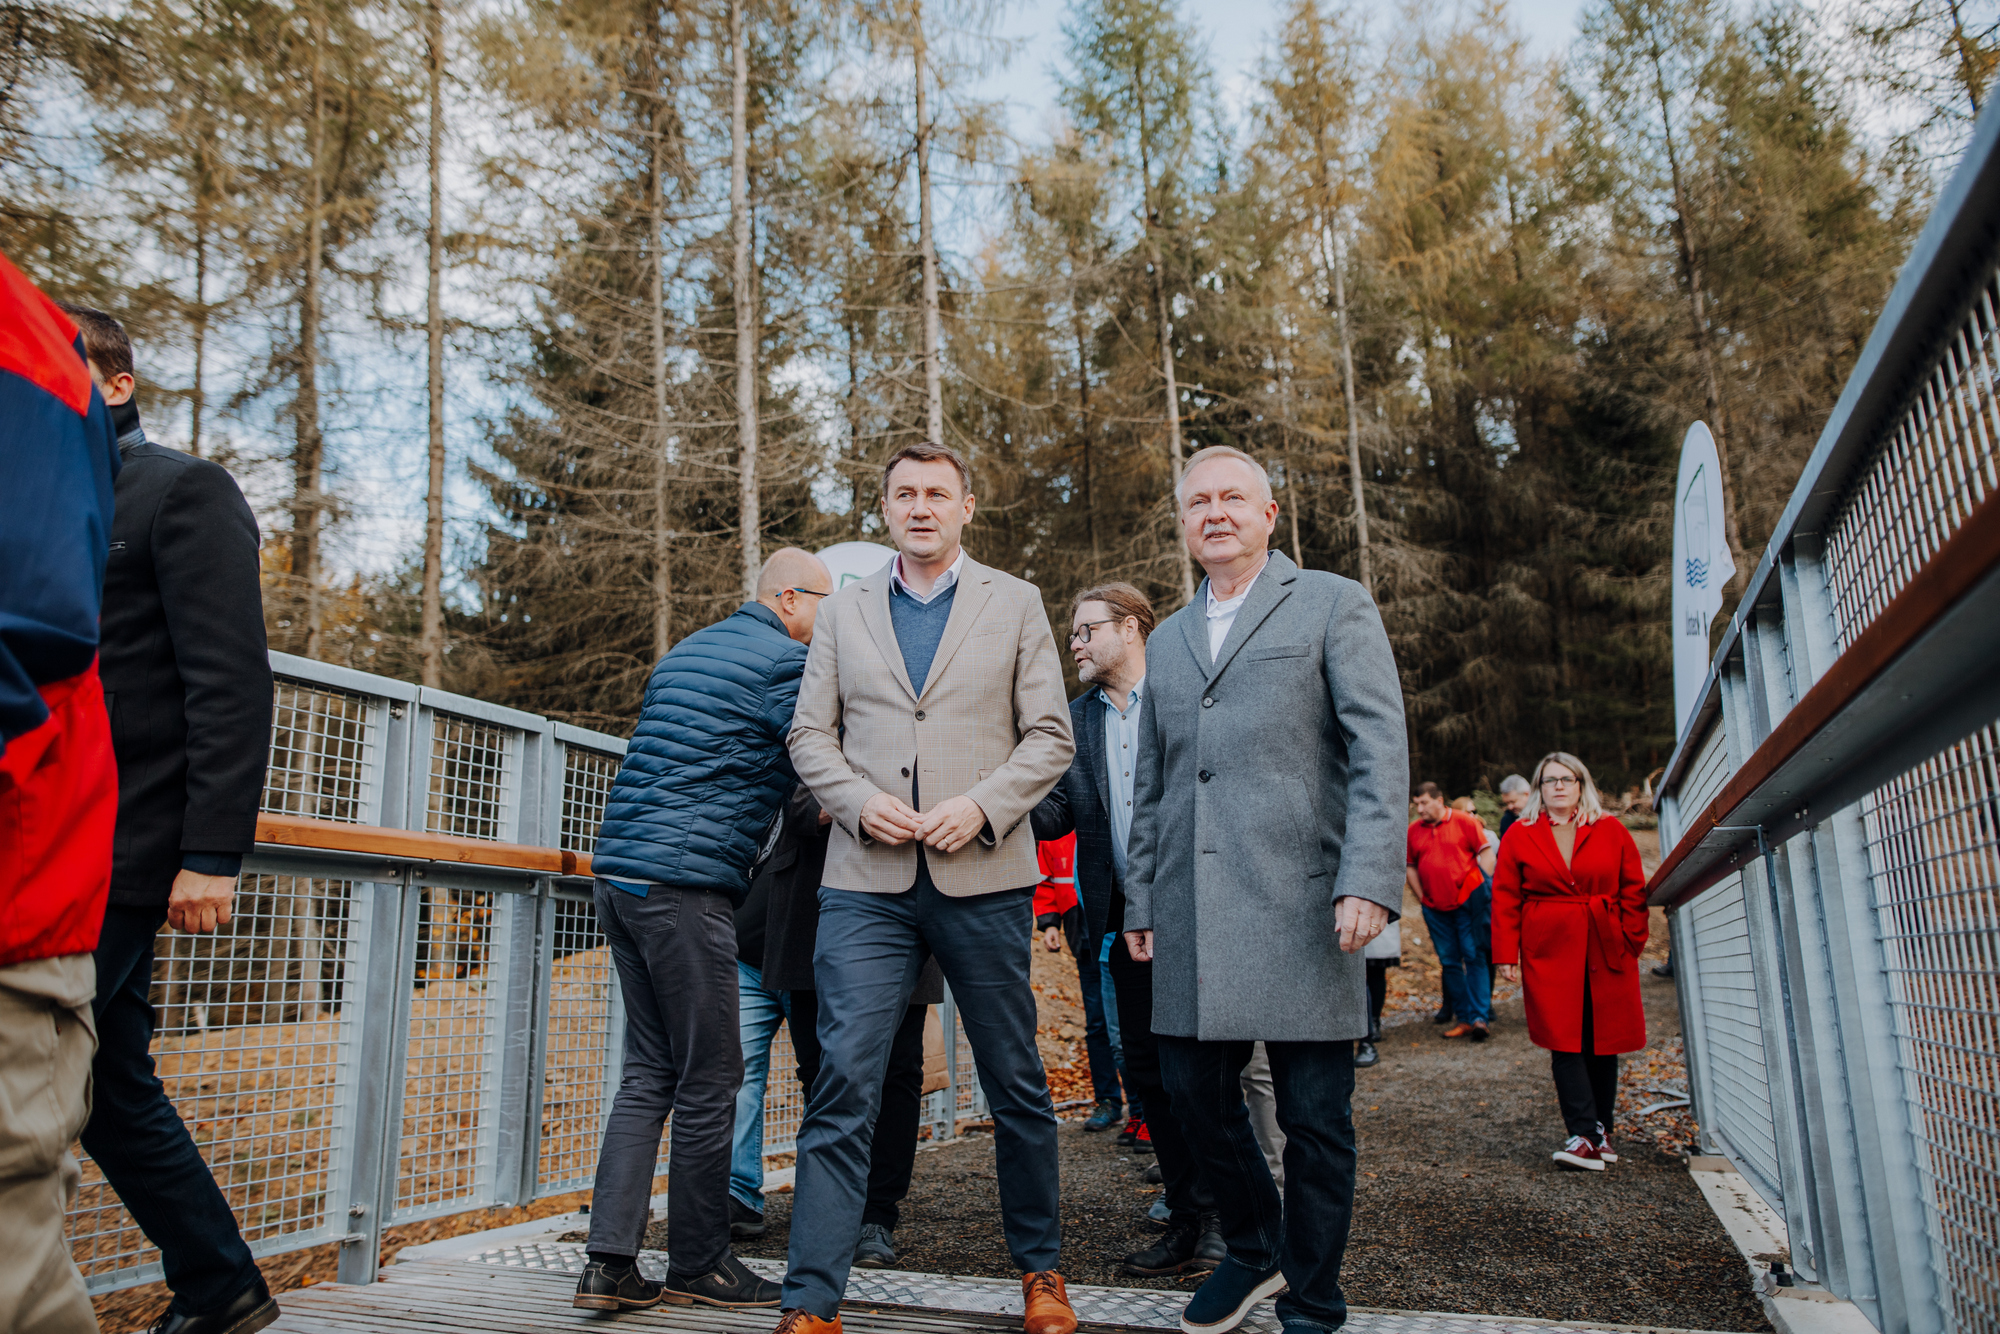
[915,710,926,720]
[1198,769,1211,782]
[1202,697,1214,708]
[901,767,910,777]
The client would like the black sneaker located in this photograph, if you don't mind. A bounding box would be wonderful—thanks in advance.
[1125,1218,1204,1275]
[1143,1161,1163,1184]
[854,1223,897,1268]
[574,1259,664,1311]
[731,1195,767,1239]
[1432,1007,1454,1025]
[662,1251,782,1308]
[1353,1040,1379,1068]
[148,1283,280,1334]
[1084,1099,1124,1132]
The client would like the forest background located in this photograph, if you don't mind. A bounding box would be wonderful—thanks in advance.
[5,0,1993,794]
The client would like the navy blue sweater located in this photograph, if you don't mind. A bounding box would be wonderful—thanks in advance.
[592,603,807,900]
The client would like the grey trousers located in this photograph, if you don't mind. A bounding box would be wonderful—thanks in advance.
[587,881,742,1275]
[1241,1042,1287,1189]
[783,881,1058,1318]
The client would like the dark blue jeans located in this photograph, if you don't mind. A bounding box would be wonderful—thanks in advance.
[83,906,261,1316]
[1060,905,1122,1107]
[1160,1036,1358,1332]
[1422,890,1492,1026]
[783,881,1059,1318]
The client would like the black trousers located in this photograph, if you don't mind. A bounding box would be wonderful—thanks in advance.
[1365,959,1389,1036]
[1550,979,1619,1139]
[787,990,926,1230]
[84,905,261,1317]
[587,881,741,1275]
[1108,930,1209,1223]
[1160,1036,1358,1331]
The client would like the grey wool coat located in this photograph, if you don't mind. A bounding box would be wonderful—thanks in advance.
[1123,551,1410,1042]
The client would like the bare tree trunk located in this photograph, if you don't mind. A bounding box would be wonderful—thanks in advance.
[191,206,207,458]
[1134,99,1193,603]
[731,0,759,599]
[913,0,944,445]
[293,8,327,658]
[420,0,447,687]
[649,119,673,660]
[1649,45,1745,575]
[846,309,866,537]
[1070,298,1098,577]
[1329,220,1372,597]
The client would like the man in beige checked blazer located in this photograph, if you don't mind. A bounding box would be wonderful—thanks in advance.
[776,442,1078,1334]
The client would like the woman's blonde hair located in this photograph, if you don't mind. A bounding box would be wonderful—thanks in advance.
[1522,751,1606,825]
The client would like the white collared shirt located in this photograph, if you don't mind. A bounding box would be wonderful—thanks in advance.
[1204,556,1268,657]
[890,548,966,605]
[1098,676,1145,875]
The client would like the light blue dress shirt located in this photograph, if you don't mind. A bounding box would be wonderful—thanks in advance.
[1100,677,1145,877]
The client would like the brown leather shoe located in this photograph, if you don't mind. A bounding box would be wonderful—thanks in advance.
[774,1311,842,1334]
[1022,1272,1077,1334]
[1443,1022,1474,1038]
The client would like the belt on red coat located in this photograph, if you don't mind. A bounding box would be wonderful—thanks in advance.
[1589,894,1627,973]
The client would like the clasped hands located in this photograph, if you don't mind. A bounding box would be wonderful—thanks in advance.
[860,791,986,854]
[1124,895,1389,963]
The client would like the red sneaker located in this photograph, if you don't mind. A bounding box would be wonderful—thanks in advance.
[1596,1132,1618,1163]
[1132,1119,1154,1153]
[1118,1116,1142,1146]
[1553,1134,1605,1171]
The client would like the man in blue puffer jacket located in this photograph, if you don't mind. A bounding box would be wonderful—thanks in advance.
[576,546,834,1317]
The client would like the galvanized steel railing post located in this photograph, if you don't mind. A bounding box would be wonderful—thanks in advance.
[335,872,413,1285]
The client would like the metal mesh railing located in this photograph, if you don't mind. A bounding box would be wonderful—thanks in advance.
[427,714,513,841]
[765,1023,805,1154]
[560,748,619,855]
[537,895,614,1193]
[265,679,375,822]
[1863,720,2000,1331]
[396,886,505,1218]
[69,877,357,1286]
[1824,273,2000,653]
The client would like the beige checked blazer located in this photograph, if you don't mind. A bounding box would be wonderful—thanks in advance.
[788,553,1075,896]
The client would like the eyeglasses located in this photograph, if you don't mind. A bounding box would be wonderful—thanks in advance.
[788,588,829,599]
[1069,618,1119,644]
[1540,776,1578,788]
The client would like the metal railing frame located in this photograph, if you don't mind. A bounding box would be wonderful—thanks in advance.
[1653,95,2000,1334]
[73,650,991,1296]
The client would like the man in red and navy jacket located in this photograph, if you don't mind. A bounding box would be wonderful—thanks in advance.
[0,249,121,1334]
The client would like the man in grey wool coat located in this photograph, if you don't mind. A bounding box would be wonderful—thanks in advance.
[1123,445,1409,1334]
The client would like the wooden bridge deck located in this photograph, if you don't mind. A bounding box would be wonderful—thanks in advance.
[266,1245,1731,1334]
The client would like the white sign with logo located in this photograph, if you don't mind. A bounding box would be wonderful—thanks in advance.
[1672,421,1736,737]
[816,540,896,590]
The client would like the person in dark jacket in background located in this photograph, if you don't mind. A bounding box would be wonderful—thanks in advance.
[0,257,121,1334]
[576,547,832,1316]
[62,303,279,1334]
[751,783,943,1269]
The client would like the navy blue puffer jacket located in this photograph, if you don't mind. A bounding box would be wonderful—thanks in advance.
[592,603,807,901]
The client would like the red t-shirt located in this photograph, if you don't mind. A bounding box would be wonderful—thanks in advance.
[1034,833,1078,917]
[1407,811,1488,911]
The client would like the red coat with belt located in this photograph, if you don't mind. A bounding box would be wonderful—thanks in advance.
[1491,814,1649,1054]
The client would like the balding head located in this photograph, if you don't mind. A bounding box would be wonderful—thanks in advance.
[756,548,834,644]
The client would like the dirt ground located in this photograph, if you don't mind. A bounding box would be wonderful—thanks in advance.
[705,965,1763,1332]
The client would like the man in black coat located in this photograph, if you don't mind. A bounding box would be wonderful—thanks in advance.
[1029,582,1222,1277]
[64,306,277,1334]
[755,783,942,1269]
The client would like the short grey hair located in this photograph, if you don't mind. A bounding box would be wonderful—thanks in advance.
[1176,445,1275,507]
[1498,774,1531,795]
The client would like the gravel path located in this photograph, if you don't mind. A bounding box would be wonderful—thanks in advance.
[672,969,1768,1332]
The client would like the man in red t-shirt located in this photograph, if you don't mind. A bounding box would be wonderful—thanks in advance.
[1406,782,1497,1040]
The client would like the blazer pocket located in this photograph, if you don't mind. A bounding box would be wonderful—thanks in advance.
[1248,644,1310,661]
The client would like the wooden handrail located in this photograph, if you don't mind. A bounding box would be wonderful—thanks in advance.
[256,813,594,879]
[1648,482,2000,908]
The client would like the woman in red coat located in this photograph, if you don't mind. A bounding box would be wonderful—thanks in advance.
[1492,751,1649,1172]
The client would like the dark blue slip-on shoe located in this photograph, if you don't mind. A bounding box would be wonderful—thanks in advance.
[1084,1099,1124,1132]
[1179,1257,1287,1334]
